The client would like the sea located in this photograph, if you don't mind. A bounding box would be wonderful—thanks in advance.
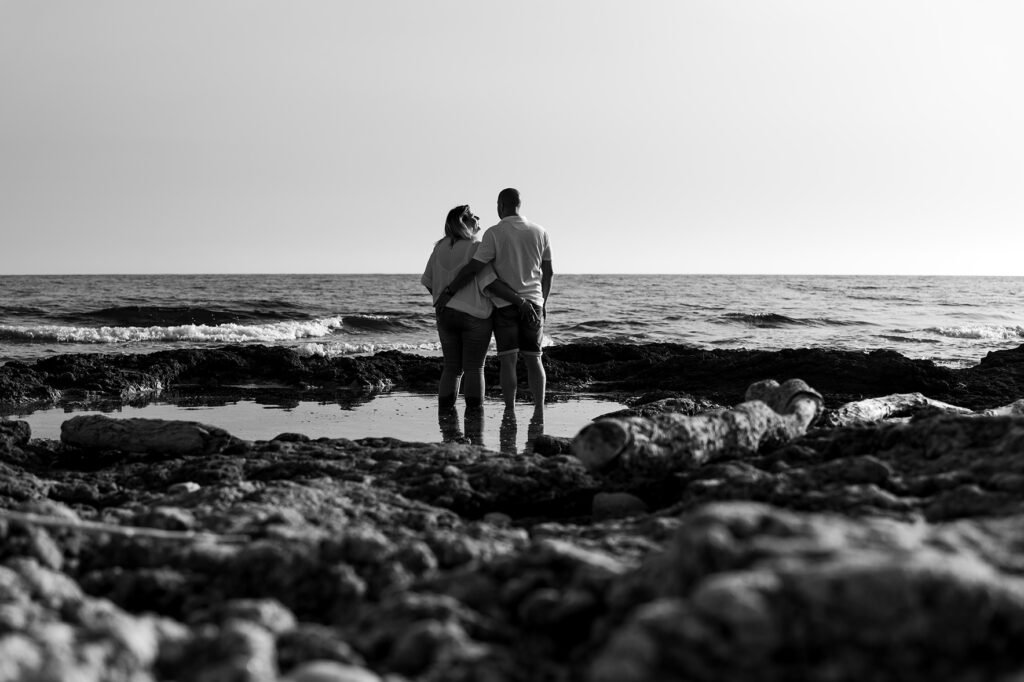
[2,274,1023,447]
[2,273,1022,368]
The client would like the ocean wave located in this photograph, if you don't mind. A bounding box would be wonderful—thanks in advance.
[0,317,346,345]
[246,298,304,310]
[341,314,428,332]
[926,325,1024,341]
[721,313,866,328]
[0,305,50,316]
[68,305,310,327]
[549,331,653,346]
[294,328,557,358]
[876,334,942,345]
[565,320,628,332]
[846,294,919,303]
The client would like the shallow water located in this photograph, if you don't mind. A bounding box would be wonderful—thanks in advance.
[7,392,627,456]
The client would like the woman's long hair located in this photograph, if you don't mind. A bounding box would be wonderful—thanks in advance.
[440,205,473,247]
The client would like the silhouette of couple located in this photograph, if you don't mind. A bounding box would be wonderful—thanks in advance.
[421,187,553,445]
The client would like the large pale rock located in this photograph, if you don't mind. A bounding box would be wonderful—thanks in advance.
[60,415,238,456]
[571,379,823,479]
[823,392,973,427]
[981,399,1024,416]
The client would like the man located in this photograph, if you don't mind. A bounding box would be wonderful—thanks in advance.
[435,188,553,415]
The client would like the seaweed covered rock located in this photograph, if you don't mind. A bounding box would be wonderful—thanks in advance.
[5,342,1024,412]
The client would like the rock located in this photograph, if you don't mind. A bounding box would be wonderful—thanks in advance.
[483,512,513,527]
[195,598,298,635]
[531,433,573,456]
[60,414,239,456]
[387,619,472,675]
[8,558,83,611]
[591,501,1024,681]
[23,525,64,571]
[276,625,366,672]
[0,419,31,450]
[132,506,197,531]
[571,379,824,480]
[6,343,1024,681]
[281,660,382,682]
[592,492,648,521]
[179,620,277,682]
[595,393,724,420]
[0,633,43,680]
[823,392,974,427]
[3,341,1023,413]
[273,432,312,443]
[168,481,201,495]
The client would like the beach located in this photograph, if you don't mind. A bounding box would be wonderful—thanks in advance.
[4,340,1024,680]
[4,0,1020,676]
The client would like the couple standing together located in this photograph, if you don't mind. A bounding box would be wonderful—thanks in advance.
[421,187,553,422]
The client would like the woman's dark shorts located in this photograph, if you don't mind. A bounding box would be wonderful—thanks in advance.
[492,303,543,357]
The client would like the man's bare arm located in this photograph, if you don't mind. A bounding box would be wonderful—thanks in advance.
[485,279,542,328]
[434,259,486,310]
[541,260,553,317]
[485,279,533,312]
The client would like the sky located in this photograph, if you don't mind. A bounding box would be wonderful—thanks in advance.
[1,1,1021,276]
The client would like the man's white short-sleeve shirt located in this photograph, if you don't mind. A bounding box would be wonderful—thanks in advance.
[473,216,551,307]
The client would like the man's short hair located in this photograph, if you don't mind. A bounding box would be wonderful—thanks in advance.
[497,188,521,210]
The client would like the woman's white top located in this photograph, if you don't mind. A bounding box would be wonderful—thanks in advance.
[421,238,498,319]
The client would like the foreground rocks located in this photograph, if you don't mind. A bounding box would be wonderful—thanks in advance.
[3,343,1024,680]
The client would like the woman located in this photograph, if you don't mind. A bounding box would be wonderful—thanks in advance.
[421,205,499,410]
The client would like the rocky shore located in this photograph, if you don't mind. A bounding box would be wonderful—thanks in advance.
[4,342,1024,681]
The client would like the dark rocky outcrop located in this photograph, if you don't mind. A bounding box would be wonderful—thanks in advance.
[4,342,1024,412]
[2,342,1024,680]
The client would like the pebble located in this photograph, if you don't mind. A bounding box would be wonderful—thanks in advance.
[281,660,382,682]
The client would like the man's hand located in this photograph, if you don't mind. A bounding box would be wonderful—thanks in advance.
[520,300,542,330]
[434,289,453,312]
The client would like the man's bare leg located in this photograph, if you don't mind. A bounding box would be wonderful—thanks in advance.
[499,352,519,410]
[523,354,546,418]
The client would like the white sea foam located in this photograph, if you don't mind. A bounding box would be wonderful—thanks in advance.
[295,341,443,357]
[927,325,1024,341]
[292,334,553,358]
[0,317,346,345]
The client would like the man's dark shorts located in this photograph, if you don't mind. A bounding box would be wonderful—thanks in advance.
[493,303,543,357]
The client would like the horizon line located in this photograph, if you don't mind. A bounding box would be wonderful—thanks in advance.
[0,272,1019,278]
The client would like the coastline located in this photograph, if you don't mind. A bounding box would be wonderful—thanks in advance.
[3,341,1024,679]
[3,340,1022,416]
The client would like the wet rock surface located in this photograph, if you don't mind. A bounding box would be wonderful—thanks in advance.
[3,342,1024,680]
[4,341,1024,413]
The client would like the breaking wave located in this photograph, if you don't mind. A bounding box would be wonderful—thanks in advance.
[68,305,310,327]
[341,314,429,332]
[926,325,1024,341]
[294,341,444,358]
[0,317,347,345]
[721,313,867,328]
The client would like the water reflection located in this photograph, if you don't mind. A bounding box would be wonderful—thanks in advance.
[10,392,627,455]
[527,415,545,454]
[436,404,487,448]
[439,404,547,455]
[499,408,517,454]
